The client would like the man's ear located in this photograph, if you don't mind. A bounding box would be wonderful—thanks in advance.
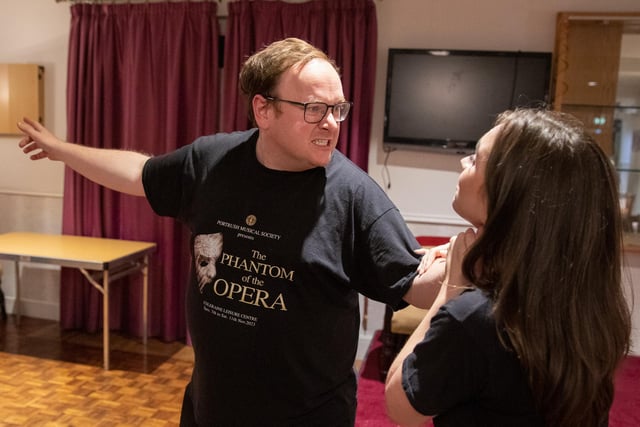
[253,94,271,129]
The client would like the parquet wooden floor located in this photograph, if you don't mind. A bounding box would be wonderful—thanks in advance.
[0,315,193,426]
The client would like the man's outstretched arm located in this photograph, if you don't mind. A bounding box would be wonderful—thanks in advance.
[18,117,149,197]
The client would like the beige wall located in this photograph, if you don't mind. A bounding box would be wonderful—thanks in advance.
[0,1,69,320]
[0,1,68,196]
[370,0,640,236]
[0,0,638,354]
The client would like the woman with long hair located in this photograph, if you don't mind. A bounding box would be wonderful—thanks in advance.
[385,108,632,426]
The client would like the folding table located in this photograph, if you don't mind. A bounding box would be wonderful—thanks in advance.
[0,232,156,369]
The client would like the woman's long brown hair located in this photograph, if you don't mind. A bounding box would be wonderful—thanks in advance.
[463,109,631,426]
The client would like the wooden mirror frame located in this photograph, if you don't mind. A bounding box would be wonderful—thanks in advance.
[553,12,640,155]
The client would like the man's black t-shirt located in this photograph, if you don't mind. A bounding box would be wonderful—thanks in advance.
[143,129,420,426]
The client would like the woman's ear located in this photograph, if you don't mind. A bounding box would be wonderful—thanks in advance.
[253,94,271,129]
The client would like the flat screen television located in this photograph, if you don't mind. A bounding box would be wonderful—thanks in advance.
[383,48,552,154]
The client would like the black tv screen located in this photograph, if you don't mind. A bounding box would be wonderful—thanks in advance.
[383,49,552,154]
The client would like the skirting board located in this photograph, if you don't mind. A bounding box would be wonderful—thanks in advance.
[2,295,59,321]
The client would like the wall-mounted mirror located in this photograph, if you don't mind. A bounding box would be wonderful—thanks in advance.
[553,12,640,235]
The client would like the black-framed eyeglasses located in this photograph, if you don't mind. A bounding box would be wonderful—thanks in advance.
[263,95,352,124]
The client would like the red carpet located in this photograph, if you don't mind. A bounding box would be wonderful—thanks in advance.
[355,331,431,427]
[610,354,640,426]
[356,331,640,427]
[355,331,396,427]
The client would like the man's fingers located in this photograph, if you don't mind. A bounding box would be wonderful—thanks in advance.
[30,150,48,161]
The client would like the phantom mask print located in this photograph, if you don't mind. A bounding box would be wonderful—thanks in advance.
[194,233,224,293]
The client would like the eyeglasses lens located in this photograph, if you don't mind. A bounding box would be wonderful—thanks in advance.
[304,102,351,123]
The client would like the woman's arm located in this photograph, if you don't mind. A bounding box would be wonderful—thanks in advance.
[385,229,477,425]
[385,270,450,426]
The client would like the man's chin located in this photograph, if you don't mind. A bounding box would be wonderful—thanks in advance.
[312,151,333,168]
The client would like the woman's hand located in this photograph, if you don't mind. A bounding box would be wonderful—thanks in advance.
[442,228,478,299]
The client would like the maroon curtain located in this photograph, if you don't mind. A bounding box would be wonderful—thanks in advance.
[63,2,220,341]
[222,0,377,171]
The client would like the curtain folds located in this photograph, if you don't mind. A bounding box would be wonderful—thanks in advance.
[63,2,220,341]
[222,0,378,171]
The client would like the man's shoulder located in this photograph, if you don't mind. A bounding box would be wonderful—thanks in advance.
[194,128,258,149]
[328,150,379,188]
[186,129,259,166]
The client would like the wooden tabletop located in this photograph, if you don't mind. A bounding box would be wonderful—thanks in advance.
[0,232,156,270]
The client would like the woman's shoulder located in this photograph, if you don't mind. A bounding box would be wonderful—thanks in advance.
[444,289,492,322]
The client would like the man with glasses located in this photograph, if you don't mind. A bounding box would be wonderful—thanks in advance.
[18,37,445,427]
